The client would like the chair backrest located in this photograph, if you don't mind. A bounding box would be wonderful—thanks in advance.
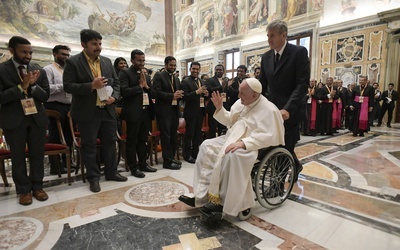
[46,110,67,145]
[67,111,80,145]
[115,107,127,137]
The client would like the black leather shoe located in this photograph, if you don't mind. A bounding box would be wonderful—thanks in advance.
[163,162,181,170]
[139,165,157,172]
[202,202,223,213]
[89,181,101,193]
[105,173,128,182]
[178,195,195,207]
[184,156,196,164]
[387,124,391,128]
[131,169,145,178]
[172,159,182,165]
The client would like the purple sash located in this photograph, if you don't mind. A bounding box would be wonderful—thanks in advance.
[355,96,369,130]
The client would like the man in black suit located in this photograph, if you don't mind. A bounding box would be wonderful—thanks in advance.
[378,83,398,128]
[63,29,127,193]
[259,20,310,181]
[153,56,183,170]
[226,65,247,110]
[181,62,209,163]
[0,36,50,205]
[205,64,227,138]
[120,49,158,177]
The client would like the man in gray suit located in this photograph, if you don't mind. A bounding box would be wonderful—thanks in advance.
[63,29,127,193]
[259,20,310,182]
[0,36,50,205]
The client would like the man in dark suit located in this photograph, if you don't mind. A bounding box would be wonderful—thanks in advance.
[0,36,50,205]
[378,83,398,128]
[205,64,227,138]
[63,29,127,193]
[259,20,310,181]
[226,65,247,110]
[120,49,157,177]
[153,56,183,170]
[181,62,209,163]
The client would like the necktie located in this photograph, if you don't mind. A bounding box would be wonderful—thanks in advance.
[18,65,25,79]
[274,53,280,69]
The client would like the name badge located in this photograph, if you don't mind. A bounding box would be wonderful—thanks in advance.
[200,97,205,108]
[221,93,227,102]
[307,97,311,104]
[359,96,364,103]
[329,98,333,103]
[172,99,177,106]
[21,98,38,115]
[338,99,341,103]
[143,93,149,106]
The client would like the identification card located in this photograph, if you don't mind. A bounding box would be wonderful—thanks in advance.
[143,93,149,105]
[221,93,227,102]
[200,97,205,108]
[21,98,38,115]
[172,99,177,106]
[329,98,333,103]
[307,97,311,104]
[359,96,364,103]
[338,99,341,103]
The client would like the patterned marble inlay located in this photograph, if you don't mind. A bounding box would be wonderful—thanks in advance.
[303,161,337,181]
[125,181,189,207]
[321,133,368,145]
[295,143,336,160]
[0,217,43,250]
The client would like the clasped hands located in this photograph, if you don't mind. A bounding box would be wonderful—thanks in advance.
[20,70,40,90]
[196,85,208,96]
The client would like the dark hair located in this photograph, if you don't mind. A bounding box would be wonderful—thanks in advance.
[164,56,176,65]
[201,74,209,80]
[8,36,31,50]
[52,45,71,54]
[80,29,102,43]
[113,57,128,74]
[131,49,144,60]
[191,61,201,69]
[237,64,247,72]
[254,66,261,72]
[372,82,379,86]
[147,68,153,75]
[359,75,368,80]
[215,64,225,71]
[389,83,394,86]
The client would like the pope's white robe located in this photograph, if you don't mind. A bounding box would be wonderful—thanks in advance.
[193,95,285,216]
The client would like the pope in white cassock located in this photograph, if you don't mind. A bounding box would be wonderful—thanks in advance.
[179,78,285,216]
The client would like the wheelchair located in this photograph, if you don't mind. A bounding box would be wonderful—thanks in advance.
[201,146,296,221]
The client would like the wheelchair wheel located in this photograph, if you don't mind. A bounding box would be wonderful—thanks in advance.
[237,208,252,221]
[254,147,295,209]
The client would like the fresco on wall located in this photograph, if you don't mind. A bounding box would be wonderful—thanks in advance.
[367,63,380,84]
[199,8,214,43]
[248,0,268,29]
[336,35,364,63]
[218,0,238,37]
[0,0,166,56]
[181,15,194,49]
[281,0,308,21]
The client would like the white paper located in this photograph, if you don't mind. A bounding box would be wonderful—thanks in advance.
[97,86,113,101]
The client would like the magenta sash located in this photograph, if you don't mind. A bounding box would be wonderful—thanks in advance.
[355,96,369,130]
[310,98,317,129]
[336,101,343,128]
[332,99,338,128]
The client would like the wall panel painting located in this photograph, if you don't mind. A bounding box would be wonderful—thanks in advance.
[0,0,166,56]
[248,0,268,29]
[218,0,238,38]
[367,63,380,84]
[246,54,263,75]
[199,8,215,43]
[335,65,362,87]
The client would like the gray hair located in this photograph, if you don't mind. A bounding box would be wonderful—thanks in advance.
[266,20,288,34]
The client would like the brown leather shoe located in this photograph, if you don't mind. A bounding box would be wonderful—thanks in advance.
[19,193,33,205]
[32,189,49,201]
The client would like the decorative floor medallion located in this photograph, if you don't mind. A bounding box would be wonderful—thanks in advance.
[0,217,43,250]
[125,181,189,207]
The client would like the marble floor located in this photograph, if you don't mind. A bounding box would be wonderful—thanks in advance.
[1,125,400,250]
